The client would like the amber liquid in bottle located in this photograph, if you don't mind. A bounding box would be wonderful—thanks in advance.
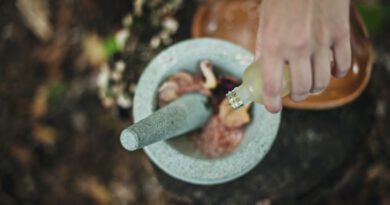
[226,60,291,110]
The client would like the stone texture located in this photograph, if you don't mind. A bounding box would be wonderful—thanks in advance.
[120,93,212,151]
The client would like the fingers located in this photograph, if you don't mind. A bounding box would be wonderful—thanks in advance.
[289,58,312,101]
[332,36,351,78]
[255,30,263,61]
[255,9,264,61]
[311,49,331,93]
[261,55,284,113]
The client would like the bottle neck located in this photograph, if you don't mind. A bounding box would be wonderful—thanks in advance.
[226,84,253,110]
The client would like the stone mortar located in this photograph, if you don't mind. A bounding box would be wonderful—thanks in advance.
[132,38,281,185]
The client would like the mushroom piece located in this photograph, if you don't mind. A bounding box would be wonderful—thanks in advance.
[200,60,217,89]
[158,81,179,106]
[218,98,251,128]
[169,71,194,87]
[170,71,211,97]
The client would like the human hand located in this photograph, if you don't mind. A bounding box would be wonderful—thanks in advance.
[255,0,351,113]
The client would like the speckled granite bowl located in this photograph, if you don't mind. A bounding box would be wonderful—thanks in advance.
[133,38,281,185]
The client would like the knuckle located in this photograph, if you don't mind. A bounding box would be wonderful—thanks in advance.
[333,26,350,42]
[289,37,311,56]
[315,34,329,47]
[263,82,281,97]
[264,38,281,54]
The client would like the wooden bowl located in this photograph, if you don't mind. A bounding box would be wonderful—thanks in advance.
[192,0,373,110]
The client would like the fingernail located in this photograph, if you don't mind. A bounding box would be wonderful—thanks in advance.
[265,96,282,113]
[311,88,325,95]
[335,71,348,78]
[291,94,306,102]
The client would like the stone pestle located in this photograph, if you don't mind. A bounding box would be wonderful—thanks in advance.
[120,93,212,151]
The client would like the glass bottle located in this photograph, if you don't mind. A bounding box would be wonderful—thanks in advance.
[226,60,291,110]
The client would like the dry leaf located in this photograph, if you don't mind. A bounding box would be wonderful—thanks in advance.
[256,199,272,205]
[367,164,386,181]
[83,33,106,67]
[31,85,48,118]
[9,144,32,166]
[77,177,112,205]
[110,181,136,204]
[16,0,53,42]
[33,123,57,145]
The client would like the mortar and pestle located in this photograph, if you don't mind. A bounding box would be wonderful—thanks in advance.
[120,38,281,185]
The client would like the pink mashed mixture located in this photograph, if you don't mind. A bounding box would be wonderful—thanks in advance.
[158,60,251,158]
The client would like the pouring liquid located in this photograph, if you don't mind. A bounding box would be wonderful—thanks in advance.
[226,60,291,110]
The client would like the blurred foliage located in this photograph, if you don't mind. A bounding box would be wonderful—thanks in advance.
[47,81,66,103]
[97,0,183,113]
[356,0,390,35]
[103,36,119,58]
